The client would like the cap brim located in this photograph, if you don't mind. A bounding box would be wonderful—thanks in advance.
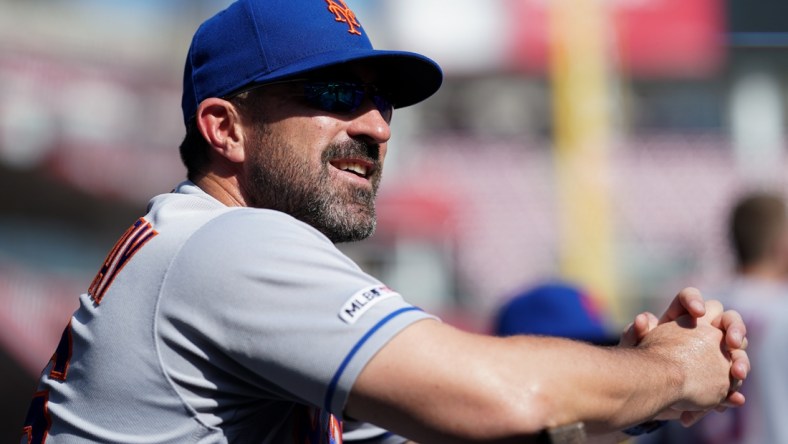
[245,49,443,109]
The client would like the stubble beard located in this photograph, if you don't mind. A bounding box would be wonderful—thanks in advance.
[244,127,382,243]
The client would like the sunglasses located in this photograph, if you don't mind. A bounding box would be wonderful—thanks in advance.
[303,80,393,123]
[232,79,394,123]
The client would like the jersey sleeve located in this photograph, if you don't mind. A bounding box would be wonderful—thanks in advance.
[156,209,435,416]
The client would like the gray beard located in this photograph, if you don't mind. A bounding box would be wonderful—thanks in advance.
[244,128,381,243]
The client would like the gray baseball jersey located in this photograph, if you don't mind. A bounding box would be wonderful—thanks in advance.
[22,181,432,443]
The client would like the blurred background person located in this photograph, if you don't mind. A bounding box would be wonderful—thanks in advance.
[701,191,788,444]
[641,190,788,443]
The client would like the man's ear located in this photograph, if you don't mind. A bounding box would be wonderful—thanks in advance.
[195,98,246,163]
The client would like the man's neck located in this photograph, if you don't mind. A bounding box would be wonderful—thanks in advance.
[193,173,248,207]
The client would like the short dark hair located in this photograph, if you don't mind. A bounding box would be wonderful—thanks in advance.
[179,118,212,180]
[729,191,787,268]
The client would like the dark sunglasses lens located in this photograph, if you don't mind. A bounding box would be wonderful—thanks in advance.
[372,95,393,122]
[305,82,361,113]
[305,82,392,121]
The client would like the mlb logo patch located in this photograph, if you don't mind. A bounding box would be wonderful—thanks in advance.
[338,285,400,324]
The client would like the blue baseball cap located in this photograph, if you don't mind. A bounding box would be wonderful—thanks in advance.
[182,0,443,125]
[493,282,617,345]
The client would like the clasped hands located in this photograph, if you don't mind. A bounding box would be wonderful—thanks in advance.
[620,287,750,427]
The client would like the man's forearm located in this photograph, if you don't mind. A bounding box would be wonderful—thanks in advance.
[347,320,713,441]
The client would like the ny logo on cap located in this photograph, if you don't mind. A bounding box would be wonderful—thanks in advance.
[325,0,362,35]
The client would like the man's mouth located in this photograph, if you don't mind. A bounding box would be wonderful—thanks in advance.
[330,160,374,179]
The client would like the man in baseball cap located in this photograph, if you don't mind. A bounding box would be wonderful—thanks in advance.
[22,1,750,443]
